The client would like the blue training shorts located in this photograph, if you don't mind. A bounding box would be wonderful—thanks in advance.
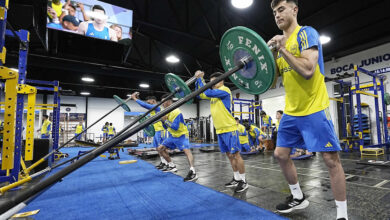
[217,131,240,154]
[162,134,190,151]
[153,130,166,148]
[277,108,341,152]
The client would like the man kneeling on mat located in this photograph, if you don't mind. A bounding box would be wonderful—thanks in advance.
[157,94,198,182]
[245,123,266,152]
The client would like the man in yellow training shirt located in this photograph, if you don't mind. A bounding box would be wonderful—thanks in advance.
[38,115,51,139]
[235,118,250,152]
[102,122,109,142]
[74,121,84,141]
[131,93,167,169]
[158,94,197,182]
[245,123,266,152]
[268,0,347,218]
[195,71,248,193]
[107,123,116,140]
[260,111,273,135]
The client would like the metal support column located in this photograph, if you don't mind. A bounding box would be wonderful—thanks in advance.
[354,66,364,151]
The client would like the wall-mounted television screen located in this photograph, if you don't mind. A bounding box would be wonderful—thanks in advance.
[47,0,133,42]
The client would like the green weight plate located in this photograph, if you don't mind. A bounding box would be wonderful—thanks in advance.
[139,115,155,137]
[165,73,193,104]
[113,95,131,112]
[219,26,276,95]
[385,93,390,105]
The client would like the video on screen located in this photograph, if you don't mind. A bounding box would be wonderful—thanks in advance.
[47,0,133,42]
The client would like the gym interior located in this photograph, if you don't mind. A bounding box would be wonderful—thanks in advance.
[0,0,390,219]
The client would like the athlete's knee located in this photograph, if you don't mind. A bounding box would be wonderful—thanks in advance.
[183,148,191,155]
[226,152,235,160]
[321,151,341,169]
[274,147,290,161]
[157,145,165,152]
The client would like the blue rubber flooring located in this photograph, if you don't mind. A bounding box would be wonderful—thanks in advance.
[20,147,285,220]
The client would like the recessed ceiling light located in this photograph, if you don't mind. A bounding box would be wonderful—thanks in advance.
[320,35,331,44]
[82,77,94,82]
[231,0,253,9]
[166,55,180,63]
[80,92,90,96]
[139,83,150,88]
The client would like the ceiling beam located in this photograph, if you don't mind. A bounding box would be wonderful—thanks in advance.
[11,53,190,80]
[195,0,217,41]
[135,29,219,72]
[135,20,216,44]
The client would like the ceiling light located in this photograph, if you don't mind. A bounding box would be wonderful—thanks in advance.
[80,92,90,96]
[82,77,94,82]
[127,94,131,97]
[231,0,253,9]
[139,83,150,88]
[320,35,331,44]
[166,55,180,63]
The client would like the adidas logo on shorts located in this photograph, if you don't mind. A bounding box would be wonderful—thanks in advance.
[325,142,333,148]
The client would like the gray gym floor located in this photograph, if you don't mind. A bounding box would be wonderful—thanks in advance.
[144,148,390,220]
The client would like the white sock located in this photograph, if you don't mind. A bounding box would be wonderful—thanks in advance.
[289,182,303,200]
[233,171,241,180]
[168,162,175,167]
[190,167,195,173]
[240,173,246,183]
[160,157,167,164]
[335,200,348,220]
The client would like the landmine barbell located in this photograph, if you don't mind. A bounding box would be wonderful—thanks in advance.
[17,96,132,178]
[141,26,276,136]
[0,69,199,195]
[113,74,198,138]
[0,26,276,215]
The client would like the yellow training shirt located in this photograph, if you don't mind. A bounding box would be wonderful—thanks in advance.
[237,123,249,144]
[164,108,188,138]
[196,78,237,134]
[276,25,329,116]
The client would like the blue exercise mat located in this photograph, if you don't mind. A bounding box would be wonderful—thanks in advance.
[20,147,285,220]
[292,154,313,160]
[241,150,259,155]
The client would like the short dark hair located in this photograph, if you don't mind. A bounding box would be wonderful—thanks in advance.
[277,110,284,115]
[63,15,79,26]
[210,72,224,84]
[146,96,157,101]
[110,123,112,126]
[92,5,106,14]
[161,93,172,101]
[43,114,49,119]
[235,117,239,121]
[260,111,266,116]
[210,72,223,79]
[271,0,298,9]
